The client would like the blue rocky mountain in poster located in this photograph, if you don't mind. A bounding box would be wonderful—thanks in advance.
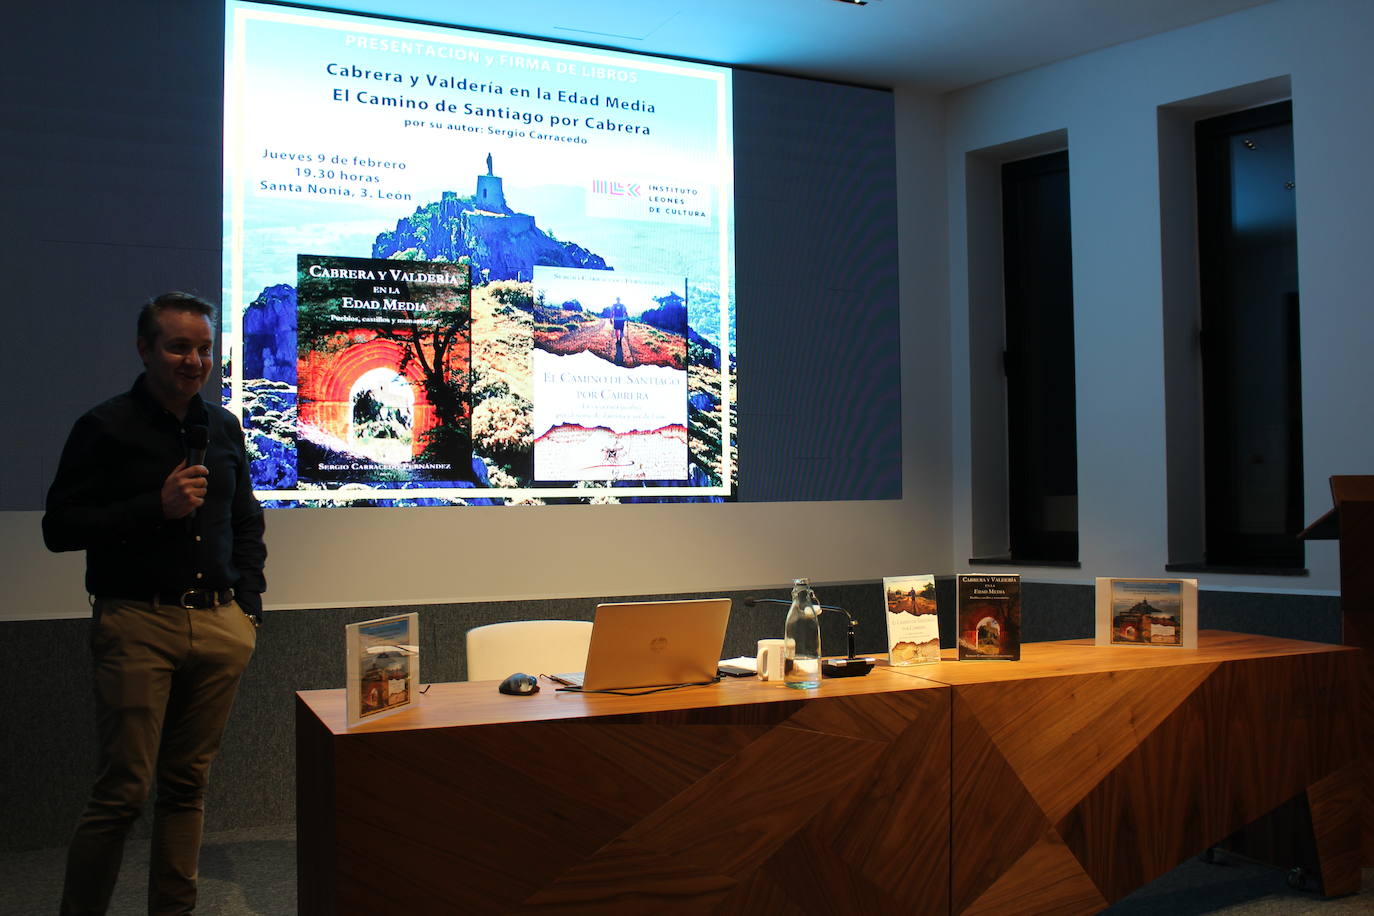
[371,185,610,282]
[240,284,298,491]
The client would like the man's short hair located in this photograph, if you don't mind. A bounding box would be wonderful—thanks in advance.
[137,292,217,344]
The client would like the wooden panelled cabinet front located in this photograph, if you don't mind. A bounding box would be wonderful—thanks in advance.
[298,632,1359,914]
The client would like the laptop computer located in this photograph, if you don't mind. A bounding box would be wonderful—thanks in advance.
[551,597,732,691]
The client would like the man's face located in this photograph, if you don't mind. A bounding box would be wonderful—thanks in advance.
[137,308,214,410]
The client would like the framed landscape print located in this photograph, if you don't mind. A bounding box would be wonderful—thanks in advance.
[1095,578,1198,649]
[345,613,420,727]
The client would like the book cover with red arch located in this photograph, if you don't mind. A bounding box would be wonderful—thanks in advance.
[296,254,472,486]
[956,574,1021,661]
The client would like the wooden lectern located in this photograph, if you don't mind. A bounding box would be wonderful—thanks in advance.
[1301,475,1374,863]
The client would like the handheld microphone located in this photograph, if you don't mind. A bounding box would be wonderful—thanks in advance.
[186,425,209,522]
[186,425,209,467]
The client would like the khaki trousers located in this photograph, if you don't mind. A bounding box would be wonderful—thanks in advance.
[60,598,256,916]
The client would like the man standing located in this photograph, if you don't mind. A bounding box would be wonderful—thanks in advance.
[610,296,629,344]
[609,296,630,366]
[44,292,266,914]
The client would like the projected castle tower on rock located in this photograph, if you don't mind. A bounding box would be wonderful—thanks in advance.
[475,153,508,213]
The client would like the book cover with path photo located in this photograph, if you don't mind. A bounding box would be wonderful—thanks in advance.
[883,574,940,665]
[530,266,690,482]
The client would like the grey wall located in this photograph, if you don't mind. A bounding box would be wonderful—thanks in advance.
[940,0,1370,593]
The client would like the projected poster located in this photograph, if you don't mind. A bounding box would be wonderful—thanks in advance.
[223,1,735,506]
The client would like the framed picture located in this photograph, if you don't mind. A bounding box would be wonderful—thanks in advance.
[883,574,940,665]
[1095,578,1198,649]
[345,613,420,727]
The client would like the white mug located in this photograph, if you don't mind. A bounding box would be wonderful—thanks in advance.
[756,638,786,681]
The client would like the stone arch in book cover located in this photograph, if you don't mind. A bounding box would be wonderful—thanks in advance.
[298,336,439,458]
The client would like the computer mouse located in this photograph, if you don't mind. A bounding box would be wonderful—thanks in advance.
[498,672,539,696]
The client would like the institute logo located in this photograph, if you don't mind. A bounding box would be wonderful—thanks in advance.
[592,179,641,197]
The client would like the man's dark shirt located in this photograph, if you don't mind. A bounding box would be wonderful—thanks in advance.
[43,375,267,616]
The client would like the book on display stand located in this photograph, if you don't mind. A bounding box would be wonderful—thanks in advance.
[956,574,1021,660]
[883,574,941,665]
[1095,578,1198,649]
[345,612,420,727]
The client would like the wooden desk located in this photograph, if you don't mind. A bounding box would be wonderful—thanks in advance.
[297,669,951,914]
[885,631,1362,914]
[297,631,1358,915]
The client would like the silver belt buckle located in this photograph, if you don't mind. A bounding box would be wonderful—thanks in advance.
[179,588,212,609]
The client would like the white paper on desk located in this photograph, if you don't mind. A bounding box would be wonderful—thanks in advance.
[720,656,758,672]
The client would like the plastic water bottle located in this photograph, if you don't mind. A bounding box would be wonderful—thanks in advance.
[784,578,822,689]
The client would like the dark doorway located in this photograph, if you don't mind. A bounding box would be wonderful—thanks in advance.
[1002,150,1078,562]
[1196,101,1303,569]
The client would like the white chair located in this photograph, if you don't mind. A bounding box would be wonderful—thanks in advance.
[465,619,594,682]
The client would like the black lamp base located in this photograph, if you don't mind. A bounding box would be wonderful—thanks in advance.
[822,657,876,678]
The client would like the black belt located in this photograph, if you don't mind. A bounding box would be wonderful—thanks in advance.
[114,589,236,610]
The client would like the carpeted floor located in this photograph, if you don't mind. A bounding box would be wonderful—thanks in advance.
[3,825,297,915]
[3,825,1370,914]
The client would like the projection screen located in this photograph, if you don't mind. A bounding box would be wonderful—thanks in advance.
[223,1,736,507]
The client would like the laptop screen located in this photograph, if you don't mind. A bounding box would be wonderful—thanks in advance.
[572,598,732,691]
